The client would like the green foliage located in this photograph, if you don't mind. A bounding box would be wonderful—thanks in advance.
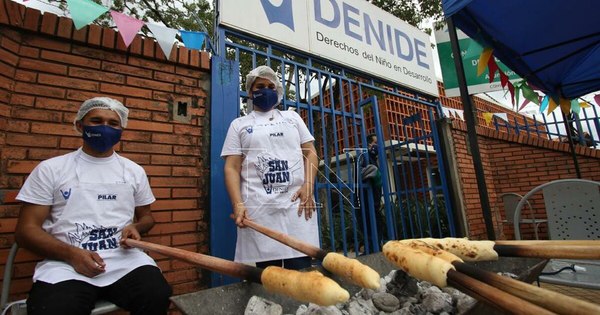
[368,0,444,35]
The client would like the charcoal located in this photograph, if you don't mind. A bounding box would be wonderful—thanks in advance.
[245,296,283,315]
[372,292,400,312]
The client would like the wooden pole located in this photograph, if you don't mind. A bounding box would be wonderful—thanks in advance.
[493,244,600,260]
[447,270,555,315]
[454,261,600,315]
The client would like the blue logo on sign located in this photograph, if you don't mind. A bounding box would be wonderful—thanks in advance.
[260,0,295,31]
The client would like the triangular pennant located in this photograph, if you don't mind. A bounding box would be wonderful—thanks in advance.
[487,55,499,83]
[66,0,108,30]
[454,109,465,121]
[483,112,494,125]
[477,47,493,76]
[540,95,549,113]
[595,94,600,106]
[110,11,145,47]
[180,30,205,50]
[514,84,521,107]
[499,71,509,88]
[571,99,581,115]
[580,101,591,109]
[147,23,178,59]
[442,107,451,118]
[507,81,515,105]
[559,97,571,115]
[518,99,530,112]
[547,96,559,115]
[493,113,508,122]
[521,83,540,105]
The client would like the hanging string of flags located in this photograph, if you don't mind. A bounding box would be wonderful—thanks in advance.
[477,47,597,116]
[47,0,212,59]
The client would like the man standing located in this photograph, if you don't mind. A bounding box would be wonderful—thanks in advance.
[15,97,171,315]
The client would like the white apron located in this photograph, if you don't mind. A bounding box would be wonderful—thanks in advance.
[235,110,319,263]
[33,152,156,286]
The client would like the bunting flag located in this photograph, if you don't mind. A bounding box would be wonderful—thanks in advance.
[66,0,108,30]
[547,96,559,115]
[540,95,549,113]
[571,99,581,115]
[147,23,178,59]
[521,83,540,105]
[477,47,493,76]
[559,97,571,115]
[482,112,494,125]
[487,56,499,83]
[180,30,205,50]
[442,107,451,118]
[518,99,530,112]
[454,108,465,120]
[580,101,591,109]
[595,94,600,106]
[441,107,465,121]
[493,113,508,122]
[110,11,145,47]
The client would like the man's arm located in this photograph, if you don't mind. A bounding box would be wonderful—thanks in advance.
[224,155,246,227]
[15,202,106,277]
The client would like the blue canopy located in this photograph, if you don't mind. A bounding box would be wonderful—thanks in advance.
[443,0,600,99]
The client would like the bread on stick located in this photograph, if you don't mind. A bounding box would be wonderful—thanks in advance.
[322,252,380,289]
[261,266,350,306]
[383,241,454,287]
[404,238,498,262]
[397,240,464,263]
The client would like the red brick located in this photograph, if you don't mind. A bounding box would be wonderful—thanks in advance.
[100,83,152,99]
[152,133,196,145]
[6,132,58,148]
[172,233,204,246]
[152,188,171,199]
[143,165,171,176]
[121,142,172,154]
[150,177,197,188]
[23,34,70,52]
[6,160,39,174]
[56,15,72,39]
[31,122,74,135]
[142,38,155,58]
[128,36,142,55]
[128,56,174,72]
[154,71,196,87]
[127,120,173,133]
[39,11,58,35]
[151,155,197,166]
[87,24,102,46]
[0,0,9,24]
[118,153,150,164]
[177,47,189,65]
[28,148,69,160]
[18,58,68,75]
[124,98,167,112]
[5,0,24,27]
[172,210,203,222]
[22,6,40,31]
[13,107,62,122]
[41,50,101,69]
[101,61,153,78]
[73,45,126,64]
[172,167,202,177]
[127,77,174,92]
[151,199,196,211]
[149,222,197,235]
[102,27,116,49]
[38,73,99,91]
[0,218,18,232]
[69,67,125,84]
[172,188,200,198]
[0,45,18,66]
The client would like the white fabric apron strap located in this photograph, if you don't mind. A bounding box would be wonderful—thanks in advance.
[235,110,319,262]
[34,152,155,286]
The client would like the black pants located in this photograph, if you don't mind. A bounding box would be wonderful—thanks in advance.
[27,265,172,315]
[255,256,312,270]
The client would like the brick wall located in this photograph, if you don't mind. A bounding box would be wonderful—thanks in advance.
[0,0,211,303]
[450,120,600,239]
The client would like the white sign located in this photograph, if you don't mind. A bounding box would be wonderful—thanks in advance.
[219,0,439,97]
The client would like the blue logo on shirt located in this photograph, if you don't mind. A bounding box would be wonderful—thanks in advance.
[260,0,295,31]
[246,127,253,134]
[60,188,71,200]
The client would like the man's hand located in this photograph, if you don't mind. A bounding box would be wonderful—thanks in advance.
[120,224,142,248]
[233,203,248,228]
[292,183,317,220]
[66,247,106,278]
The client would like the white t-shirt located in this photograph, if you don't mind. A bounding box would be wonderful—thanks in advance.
[17,148,155,209]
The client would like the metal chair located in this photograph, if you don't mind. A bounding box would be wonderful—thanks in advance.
[513,179,600,289]
[1,243,120,315]
[496,192,547,240]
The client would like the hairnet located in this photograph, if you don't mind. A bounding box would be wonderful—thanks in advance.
[245,65,284,110]
[73,97,129,128]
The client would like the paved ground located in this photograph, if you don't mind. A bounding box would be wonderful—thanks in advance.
[540,282,600,304]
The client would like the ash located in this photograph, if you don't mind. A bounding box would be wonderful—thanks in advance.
[245,270,477,315]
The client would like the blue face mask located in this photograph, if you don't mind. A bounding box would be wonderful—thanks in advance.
[82,125,122,153]
[252,88,279,111]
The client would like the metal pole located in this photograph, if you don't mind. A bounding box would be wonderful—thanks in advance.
[447,18,496,240]
[562,113,582,178]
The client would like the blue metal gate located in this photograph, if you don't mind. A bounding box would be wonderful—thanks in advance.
[209,28,456,286]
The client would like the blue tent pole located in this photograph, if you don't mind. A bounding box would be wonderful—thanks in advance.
[447,17,496,240]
